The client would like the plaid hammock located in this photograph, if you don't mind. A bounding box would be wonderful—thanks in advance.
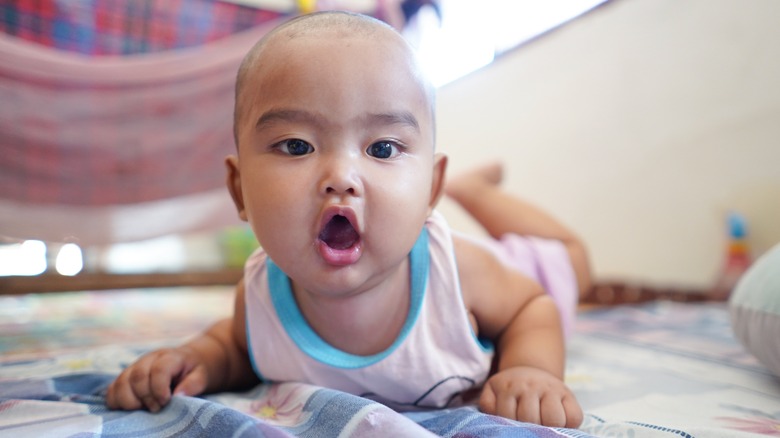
[0,1,296,245]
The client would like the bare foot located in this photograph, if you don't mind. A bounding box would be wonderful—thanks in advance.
[445,162,504,202]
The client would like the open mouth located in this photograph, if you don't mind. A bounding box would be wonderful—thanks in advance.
[318,215,360,250]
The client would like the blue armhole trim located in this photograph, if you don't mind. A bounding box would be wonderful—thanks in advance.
[476,336,494,353]
[267,228,430,369]
[244,307,265,382]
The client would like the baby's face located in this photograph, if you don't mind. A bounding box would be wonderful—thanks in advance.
[231,27,441,297]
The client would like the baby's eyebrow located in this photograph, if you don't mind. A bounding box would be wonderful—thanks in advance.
[255,108,322,130]
[367,111,420,132]
[255,108,420,132]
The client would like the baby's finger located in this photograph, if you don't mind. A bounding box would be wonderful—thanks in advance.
[173,365,208,398]
[516,392,541,425]
[539,394,566,427]
[108,364,151,411]
[106,376,143,411]
[562,393,584,428]
[143,367,172,412]
[478,385,497,415]
[147,354,186,409]
[107,361,143,410]
[125,356,160,411]
[140,394,162,413]
[494,391,520,421]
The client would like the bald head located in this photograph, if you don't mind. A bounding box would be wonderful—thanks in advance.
[232,11,435,148]
[237,12,392,86]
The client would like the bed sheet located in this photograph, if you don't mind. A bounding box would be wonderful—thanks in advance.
[570,301,780,436]
[1,287,779,437]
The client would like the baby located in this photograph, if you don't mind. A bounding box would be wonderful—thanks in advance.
[106,11,590,428]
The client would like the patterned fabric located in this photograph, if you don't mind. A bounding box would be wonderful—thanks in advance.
[0,373,584,437]
[0,1,292,243]
[0,0,285,55]
[3,290,779,437]
[0,1,285,205]
[2,287,780,437]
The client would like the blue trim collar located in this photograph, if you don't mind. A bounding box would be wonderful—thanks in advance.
[267,228,429,369]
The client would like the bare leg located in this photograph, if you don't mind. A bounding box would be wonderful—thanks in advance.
[445,162,592,297]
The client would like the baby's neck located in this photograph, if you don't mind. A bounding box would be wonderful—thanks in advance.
[292,261,411,356]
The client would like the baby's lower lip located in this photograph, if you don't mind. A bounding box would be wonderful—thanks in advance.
[317,240,362,266]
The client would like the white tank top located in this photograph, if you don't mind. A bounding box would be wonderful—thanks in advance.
[243,211,494,409]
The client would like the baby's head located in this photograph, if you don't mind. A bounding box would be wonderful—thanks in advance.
[232,11,436,149]
[226,11,447,294]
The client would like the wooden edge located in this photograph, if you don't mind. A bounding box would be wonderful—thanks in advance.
[580,280,719,306]
[1,271,722,305]
[0,269,244,295]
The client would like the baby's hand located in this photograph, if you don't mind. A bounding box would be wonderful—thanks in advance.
[478,366,583,428]
[106,347,209,413]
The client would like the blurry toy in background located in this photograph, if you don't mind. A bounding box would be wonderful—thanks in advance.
[219,226,259,269]
[297,0,316,14]
[711,211,752,300]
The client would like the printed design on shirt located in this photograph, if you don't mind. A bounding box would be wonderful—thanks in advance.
[361,375,478,409]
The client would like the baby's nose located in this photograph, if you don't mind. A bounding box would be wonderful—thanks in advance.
[319,156,362,196]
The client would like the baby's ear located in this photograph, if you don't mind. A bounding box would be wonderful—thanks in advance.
[428,153,448,211]
[225,155,248,221]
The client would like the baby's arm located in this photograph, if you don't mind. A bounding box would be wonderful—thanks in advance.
[454,236,583,428]
[106,279,258,412]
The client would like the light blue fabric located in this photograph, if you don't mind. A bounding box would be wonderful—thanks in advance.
[0,373,595,437]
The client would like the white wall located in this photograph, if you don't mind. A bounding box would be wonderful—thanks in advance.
[435,0,780,287]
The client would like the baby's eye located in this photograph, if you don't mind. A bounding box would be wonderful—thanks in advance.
[366,141,399,159]
[277,139,314,156]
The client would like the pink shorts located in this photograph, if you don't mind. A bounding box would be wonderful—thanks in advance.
[471,233,579,338]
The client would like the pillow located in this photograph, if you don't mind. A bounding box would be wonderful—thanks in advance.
[730,242,780,376]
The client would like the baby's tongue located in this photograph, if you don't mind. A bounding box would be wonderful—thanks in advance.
[319,216,359,250]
